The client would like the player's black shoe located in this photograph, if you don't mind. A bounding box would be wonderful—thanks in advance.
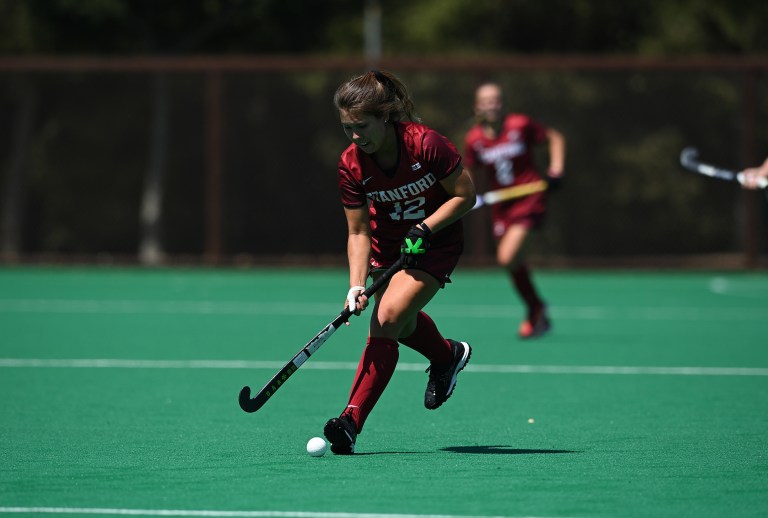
[323,415,357,455]
[424,339,472,410]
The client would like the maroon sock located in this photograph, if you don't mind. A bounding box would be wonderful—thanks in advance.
[511,263,543,317]
[344,336,399,433]
[398,311,452,363]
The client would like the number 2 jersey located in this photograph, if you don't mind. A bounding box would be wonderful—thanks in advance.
[463,113,550,234]
[338,122,464,267]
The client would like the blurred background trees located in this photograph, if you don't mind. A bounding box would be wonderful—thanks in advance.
[3,0,767,55]
[1,0,766,266]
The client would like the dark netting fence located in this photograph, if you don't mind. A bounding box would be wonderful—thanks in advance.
[1,57,766,267]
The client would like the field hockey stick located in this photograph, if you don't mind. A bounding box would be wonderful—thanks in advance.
[473,179,549,209]
[238,257,403,413]
[680,147,768,189]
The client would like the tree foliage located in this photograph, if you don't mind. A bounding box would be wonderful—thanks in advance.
[1,0,766,55]
[1,0,765,261]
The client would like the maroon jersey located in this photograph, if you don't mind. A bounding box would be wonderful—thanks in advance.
[464,113,549,235]
[338,122,463,267]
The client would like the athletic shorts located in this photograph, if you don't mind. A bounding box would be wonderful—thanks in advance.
[370,247,461,287]
[491,190,547,238]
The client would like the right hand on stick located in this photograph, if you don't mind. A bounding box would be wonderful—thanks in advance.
[345,285,367,319]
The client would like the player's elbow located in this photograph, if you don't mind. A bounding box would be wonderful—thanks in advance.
[459,190,476,214]
[458,175,477,212]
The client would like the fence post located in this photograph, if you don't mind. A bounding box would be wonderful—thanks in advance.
[742,69,759,269]
[205,71,223,265]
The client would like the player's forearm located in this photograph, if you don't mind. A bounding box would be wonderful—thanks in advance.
[547,129,566,173]
[347,233,371,287]
[424,169,476,234]
[422,196,473,235]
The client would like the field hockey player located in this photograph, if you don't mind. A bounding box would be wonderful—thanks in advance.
[324,70,476,455]
[463,82,566,339]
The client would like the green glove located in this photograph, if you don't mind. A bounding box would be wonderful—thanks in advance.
[400,223,431,268]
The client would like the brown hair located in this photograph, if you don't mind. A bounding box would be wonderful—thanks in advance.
[333,70,420,123]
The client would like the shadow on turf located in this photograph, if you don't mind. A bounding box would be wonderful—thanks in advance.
[441,445,578,455]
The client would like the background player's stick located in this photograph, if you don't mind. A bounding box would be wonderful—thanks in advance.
[680,147,768,189]
[238,258,403,413]
[473,180,549,209]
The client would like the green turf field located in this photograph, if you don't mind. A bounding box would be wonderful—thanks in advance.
[1,266,767,518]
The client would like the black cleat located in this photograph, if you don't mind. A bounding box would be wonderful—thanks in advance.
[424,339,472,410]
[323,415,357,455]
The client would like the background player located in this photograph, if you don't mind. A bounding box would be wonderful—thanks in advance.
[463,82,566,339]
[324,70,476,454]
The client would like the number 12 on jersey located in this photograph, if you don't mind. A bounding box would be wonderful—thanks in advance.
[389,197,426,221]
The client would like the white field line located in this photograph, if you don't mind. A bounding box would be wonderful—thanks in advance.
[709,276,768,299]
[0,298,766,321]
[0,508,572,518]
[0,358,766,376]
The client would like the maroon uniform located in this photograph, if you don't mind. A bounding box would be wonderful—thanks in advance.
[464,113,549,237]
[338,122,463,283]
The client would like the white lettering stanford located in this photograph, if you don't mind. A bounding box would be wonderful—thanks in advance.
[367,172,437,203]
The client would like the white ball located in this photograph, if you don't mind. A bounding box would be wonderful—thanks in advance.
[306,437,328,457]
